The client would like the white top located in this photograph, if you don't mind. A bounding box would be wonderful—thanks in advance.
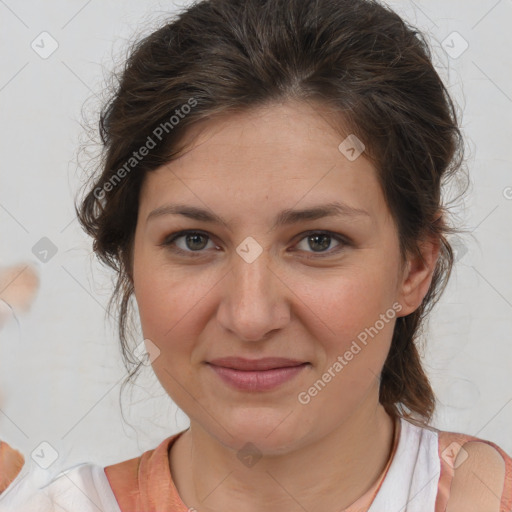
[369,417,439,511]
[0,462,122,512]
[0,417,440,511]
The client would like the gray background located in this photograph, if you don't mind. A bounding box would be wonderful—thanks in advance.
[0,0,511,474]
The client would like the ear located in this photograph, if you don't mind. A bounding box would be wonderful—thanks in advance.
[396,234,441,317]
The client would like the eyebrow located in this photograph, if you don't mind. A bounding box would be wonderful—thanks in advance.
[146,201,370,230]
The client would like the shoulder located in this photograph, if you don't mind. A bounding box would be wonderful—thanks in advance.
[437,429,512,512]
[104,454,143,510]
[103,431,187,511]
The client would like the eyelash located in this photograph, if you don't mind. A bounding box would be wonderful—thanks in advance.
[159,229,350,259]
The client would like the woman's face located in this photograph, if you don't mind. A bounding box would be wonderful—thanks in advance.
[132,101,428,453]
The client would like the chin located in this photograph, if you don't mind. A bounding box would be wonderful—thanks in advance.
[211,411,310,456]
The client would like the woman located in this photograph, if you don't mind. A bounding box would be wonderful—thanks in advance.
[1,0,511,510]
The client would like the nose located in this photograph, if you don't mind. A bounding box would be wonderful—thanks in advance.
[216,250,291,342]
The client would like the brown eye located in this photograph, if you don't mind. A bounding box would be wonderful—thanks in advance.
[293,231,349,258]
[179,232,209,251]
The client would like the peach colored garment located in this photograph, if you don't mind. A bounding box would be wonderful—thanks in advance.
[3,418,511,511]
[435,429,512,512]
[103,419,512,512]
[104,419,400,512]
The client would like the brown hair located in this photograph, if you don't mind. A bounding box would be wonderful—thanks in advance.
[76,0,467,426]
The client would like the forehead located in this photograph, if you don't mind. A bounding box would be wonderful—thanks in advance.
[138,101,389,226]
[169,101,355,170]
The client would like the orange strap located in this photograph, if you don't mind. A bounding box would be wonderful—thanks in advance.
[104,433,187,512]
[435,431,512,512]
[104,455,144,510]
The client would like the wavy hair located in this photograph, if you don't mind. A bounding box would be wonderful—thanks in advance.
[76,0,467,426]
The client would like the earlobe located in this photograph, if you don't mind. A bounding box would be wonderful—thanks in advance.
[397,236,441,317]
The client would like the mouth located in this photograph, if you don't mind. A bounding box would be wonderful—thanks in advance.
[206,357,310,391]
[207,356,308,371]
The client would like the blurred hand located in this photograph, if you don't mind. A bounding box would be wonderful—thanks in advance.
[0,263,39,329]
[0,440,25,493]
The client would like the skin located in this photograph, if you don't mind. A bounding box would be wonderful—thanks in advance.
[131,100,440,512]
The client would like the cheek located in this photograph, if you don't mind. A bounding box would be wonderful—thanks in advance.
[135,272,195,339]
[133,269,200,399]
[133,241,189,328]
[133,259,215,366]
[293,276,396,417]
[294,270,397,371]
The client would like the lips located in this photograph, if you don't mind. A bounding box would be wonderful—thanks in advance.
[207,357,307,371]
[207,358,309,392]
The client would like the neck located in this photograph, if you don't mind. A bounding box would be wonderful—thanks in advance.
[170,392,396,512]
